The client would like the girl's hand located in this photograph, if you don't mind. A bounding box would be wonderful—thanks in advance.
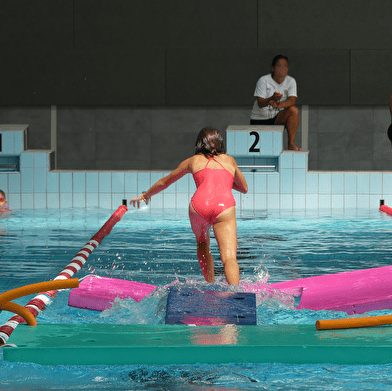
[129,195,150,208]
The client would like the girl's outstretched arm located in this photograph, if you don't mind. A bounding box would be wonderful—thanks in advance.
[130,158,192,208]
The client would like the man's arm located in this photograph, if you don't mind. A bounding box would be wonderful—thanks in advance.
[257,92,283,108]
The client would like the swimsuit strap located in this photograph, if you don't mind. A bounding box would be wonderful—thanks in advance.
[205,156,226,170]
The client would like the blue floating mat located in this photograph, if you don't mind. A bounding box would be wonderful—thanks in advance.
[165,288,257,325]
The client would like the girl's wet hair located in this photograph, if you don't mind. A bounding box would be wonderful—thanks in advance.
[195,127,225,156]
[0,190,5,198]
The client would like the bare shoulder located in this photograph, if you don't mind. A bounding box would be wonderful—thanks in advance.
[221,154,238,166]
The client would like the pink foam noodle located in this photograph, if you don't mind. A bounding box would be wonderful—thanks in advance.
[0,205,128,345]
[380,204,392,216]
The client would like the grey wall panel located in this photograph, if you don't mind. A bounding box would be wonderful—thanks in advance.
[75,0,257,49]
[258,0,392,50]
[0,0,73,49]
[166,50,349,106]
[166,50,265,105]
[1,50,165,105]
[351,50,392,105]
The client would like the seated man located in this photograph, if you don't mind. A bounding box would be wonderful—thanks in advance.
[250,55,301,151]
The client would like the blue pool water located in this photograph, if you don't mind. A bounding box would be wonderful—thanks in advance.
[1,206,392,390]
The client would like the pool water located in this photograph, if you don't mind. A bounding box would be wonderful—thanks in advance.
[1,206,392,390]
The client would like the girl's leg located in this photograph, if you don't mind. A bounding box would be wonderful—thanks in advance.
[189,204,215,282]
[212,206,239,285]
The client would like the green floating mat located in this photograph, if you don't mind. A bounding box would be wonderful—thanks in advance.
[4,323,392,365]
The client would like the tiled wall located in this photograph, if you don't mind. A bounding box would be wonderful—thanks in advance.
[0,126,391,211]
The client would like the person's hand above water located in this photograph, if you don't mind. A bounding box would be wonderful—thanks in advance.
[129,194,150,208]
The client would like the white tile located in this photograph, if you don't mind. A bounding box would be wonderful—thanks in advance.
[33,153,48,168]
[60,172,72,193]
[0,173,8,192]
[305,194,319,209]
[20,153,33,168]
[60,193,73,208]
[357,173,370,195]
[267,174,279,193]
[86,193,99,207]
[344,195,357,210]
[293,194,306,209]
[112,194,126,208]
[344,173,357,194]
[254,193,266,209]
[280,153,293,169]
[73,194,86,208]
[306,172,318,194]
[137,172,151,194]
[21,168,33,193]
[176,175,189,193]
[254,173,266,194]
[226,131,235,155]
[21,194,33,209]
[331,173,344,194]
[292,153,307,169]
[369,173,382,195]
[163,193,174,209]
[241,193,254,210]
[125,172,138,193]
[34,193,47,209]
[280,169,293,194]
[357,194,370,209]
[47,193,59,209]
[260,132,273,155]
[331,195,344,209]
[370,195,383,210]
[267,194,279,209]
[47,172,59,193]
[176,193,189,209]
[280,194,293,210]
[293,169,306,194]
[319,173,332,194]
[150,193,163,209]
[383,173,392,195]
[112,172,125,194]
[34,168,47,193]
[86,173,98,193]
[8,193,21,209]
[319,194,331,209]
[1,132,15,154]
[244,173,254,194]
[235,131,249,155]
[99,193,112,209]
[99,173,112,193]
[9,173,20,193]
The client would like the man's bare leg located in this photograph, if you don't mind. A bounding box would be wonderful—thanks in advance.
[275,106,301,151]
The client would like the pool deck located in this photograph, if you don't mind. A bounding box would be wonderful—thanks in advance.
[4,323,392,365]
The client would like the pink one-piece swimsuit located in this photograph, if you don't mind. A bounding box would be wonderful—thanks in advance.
[191,157,235,224]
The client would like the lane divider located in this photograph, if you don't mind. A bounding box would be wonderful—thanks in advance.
[0,204,128,345]
[0,279,79,325]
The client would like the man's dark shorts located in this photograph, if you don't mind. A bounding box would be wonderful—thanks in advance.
[250,116,278,125]
[388,123,392,142]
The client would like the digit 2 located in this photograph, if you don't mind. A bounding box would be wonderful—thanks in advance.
[249,131,260,152]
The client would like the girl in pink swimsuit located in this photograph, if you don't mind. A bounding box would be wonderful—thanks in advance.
[130,128,248,285]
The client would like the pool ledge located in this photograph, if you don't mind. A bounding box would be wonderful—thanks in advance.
[4,323,392,365]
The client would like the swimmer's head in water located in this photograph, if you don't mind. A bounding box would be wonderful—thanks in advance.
[195,127,225,157]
